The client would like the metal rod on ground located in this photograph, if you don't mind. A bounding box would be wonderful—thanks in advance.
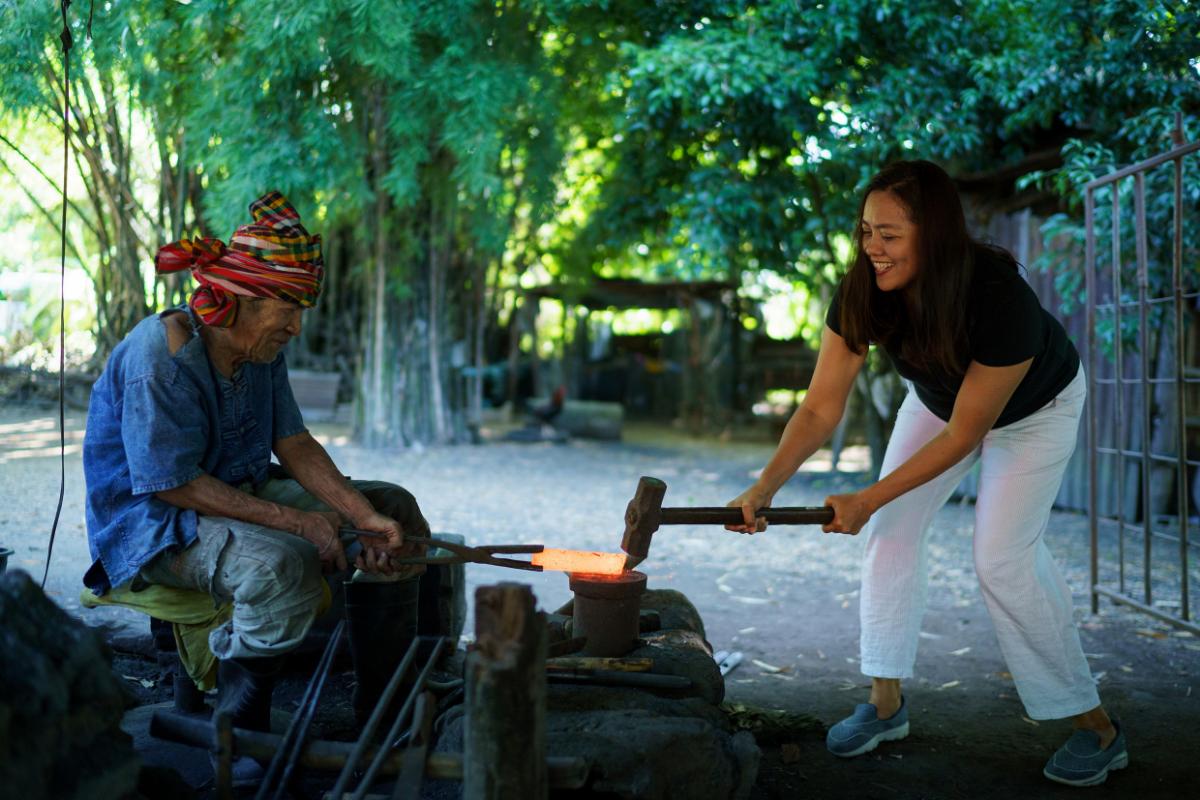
[255,620,346,800]
[390,692,436,799]
[214,711,234,800]
[351,638,448,800]
[150,710,591,786]
[464,583,548,800]
[327,637,423,800]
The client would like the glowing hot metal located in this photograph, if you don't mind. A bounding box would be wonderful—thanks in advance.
[530,548,625,576]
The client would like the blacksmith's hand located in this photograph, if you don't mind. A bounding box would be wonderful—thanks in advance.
[298,510,348,571]
[726,484,774,534]
[822,492,874,535]
[352,511,426,577]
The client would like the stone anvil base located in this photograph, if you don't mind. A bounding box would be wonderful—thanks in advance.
[437,588,760,800]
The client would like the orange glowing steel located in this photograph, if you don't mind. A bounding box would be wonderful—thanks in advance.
[530,548,626,576]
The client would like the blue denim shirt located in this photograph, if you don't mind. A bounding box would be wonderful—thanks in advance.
[83,307,307,593]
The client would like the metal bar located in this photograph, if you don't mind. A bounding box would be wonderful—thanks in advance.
[1093,585,1200,635]
[1096,447,1200,467]
[1135,171,1153,606]
[1095,290,1200,311]
[1086,186,1099,614]
[1112,181,1127,593]
[1089,376,1200,386]
[328,637,422,800]
[214,711,234,800]
[1174,151,1191,622]
[352,637,448,800]
[1108,519,1200,548]
[149,710,591,787]
[390,692,435,800]
[1085,140,1200,190]
[258,621,346,800]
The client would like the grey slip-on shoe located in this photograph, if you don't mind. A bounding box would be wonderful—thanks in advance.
[826,697,910,758]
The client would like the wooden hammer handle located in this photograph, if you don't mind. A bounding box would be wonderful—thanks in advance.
[659,506,834,526]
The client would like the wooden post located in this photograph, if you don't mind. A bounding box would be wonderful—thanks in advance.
[464,583,547,800]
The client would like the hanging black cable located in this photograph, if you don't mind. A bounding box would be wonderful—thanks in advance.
[42,0,91,589]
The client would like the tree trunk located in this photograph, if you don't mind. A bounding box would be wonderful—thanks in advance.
[428,188,448,443]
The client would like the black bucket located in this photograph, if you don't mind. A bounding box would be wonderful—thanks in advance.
[0,547,12,573]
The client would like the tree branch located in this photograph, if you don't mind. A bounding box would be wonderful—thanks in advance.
[0,132,103,241]
[0,155,92,277]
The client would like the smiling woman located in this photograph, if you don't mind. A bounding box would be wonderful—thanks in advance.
[726,159,1126,787]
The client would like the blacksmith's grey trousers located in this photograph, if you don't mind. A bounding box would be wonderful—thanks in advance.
[139,479,428,661]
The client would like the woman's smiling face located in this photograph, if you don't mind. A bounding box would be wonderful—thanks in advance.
[861,190,920,292]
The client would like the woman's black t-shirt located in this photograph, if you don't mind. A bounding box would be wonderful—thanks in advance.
[825,258,1080,428]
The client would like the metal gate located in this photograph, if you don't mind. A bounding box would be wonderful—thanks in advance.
[1084,126,1200,635]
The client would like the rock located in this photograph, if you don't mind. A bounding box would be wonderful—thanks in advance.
[0,570,141,800]
[436,707,759,800]
[547,684,728,729]
[627,628,724,705]
[639,588,708,641]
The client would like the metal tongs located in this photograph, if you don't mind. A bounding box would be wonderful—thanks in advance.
[342,527,545,572]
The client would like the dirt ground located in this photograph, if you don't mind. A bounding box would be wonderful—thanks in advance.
[1,403,1196,800]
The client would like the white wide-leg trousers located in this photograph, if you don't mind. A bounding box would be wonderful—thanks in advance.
[858,367,1099,719]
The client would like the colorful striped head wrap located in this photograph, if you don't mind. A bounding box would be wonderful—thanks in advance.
[155,191,324,327]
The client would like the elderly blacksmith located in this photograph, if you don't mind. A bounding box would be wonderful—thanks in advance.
[82,191,427,783]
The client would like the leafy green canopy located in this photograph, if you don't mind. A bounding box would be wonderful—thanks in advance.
[572,0,1199,309]
[1,0,1196,351]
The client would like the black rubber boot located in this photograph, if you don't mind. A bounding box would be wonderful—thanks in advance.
[212,655,284,787]
[150,617,206,714]
[344,577,420,726]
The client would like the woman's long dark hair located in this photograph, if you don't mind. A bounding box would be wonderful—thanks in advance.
[837,159,1015,377]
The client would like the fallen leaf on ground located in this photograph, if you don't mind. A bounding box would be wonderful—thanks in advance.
[995,671,1013,680]
[1119,665,1134,673]
[739,626,756,634]
[1092,671,1107,683]
[950,647,971,656]
[1135,629,1168,640]
[918,631,943,640]
[780,743,803,764]
[939,680,961,690]
[752,658,788,674]
[122,675,155,689]
[734,595,771,605]
[1021,715,1039,726]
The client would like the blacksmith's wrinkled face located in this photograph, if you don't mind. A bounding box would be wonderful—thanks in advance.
[232,297,304,363]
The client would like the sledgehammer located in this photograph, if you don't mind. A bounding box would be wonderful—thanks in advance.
[621,476,834,569]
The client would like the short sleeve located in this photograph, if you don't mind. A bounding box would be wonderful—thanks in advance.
[121,373,208,494]
[271,355,308,442]
[825,282,844,335]
[970,274,1043,367]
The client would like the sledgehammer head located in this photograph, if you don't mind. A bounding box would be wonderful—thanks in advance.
[621,476,667,570]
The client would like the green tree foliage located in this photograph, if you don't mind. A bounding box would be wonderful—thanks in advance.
[1,0,1196,442]
[578,0,1198,298]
